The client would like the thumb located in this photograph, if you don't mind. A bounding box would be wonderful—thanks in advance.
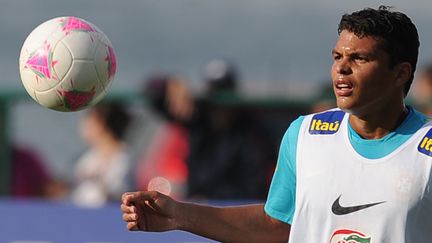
[122,191,158,205]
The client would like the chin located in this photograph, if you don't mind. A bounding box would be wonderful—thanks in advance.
[336,99,355,114]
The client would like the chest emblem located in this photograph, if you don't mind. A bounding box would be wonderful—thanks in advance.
[418,128,432,156]
[329,229,371,243]
[309,110,344,135]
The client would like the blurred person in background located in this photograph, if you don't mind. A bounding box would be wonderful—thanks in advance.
[11,145,66,199]
[1,109,65,199]
[71,101,132,207]
[130,72,192,200]
[409,61,432,116]
[310,82,336,113]
[186,58,275,200]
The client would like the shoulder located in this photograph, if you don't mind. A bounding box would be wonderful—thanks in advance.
[410,106,429,125]
[403,106,430,136]
[281,116,305,146]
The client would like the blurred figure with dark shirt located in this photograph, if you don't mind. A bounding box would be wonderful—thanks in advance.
[186,59,275,200]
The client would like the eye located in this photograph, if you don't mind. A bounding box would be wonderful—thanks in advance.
[353,54,369,62]
[332,53,342,61]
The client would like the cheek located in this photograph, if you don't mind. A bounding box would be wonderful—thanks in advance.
[330,62,337,78]
[353,66,382,90]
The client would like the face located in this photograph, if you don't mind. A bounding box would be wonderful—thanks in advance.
[331,30,403,116]
[79,110,106,146]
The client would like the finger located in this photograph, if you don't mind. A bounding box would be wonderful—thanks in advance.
[122,191,154,204]
[122,213,137,222]
[129,191,159,204]
[127,221,139,231]
[120,203,136,213]
[122,191,154,206]
[121,192,135,205]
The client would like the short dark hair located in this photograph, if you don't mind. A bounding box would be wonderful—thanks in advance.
[338,6,419,96]
[93,102,131,141]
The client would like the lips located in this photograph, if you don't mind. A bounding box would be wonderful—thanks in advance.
[334,79,353,96]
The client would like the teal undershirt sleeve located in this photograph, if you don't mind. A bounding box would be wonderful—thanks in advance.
[264,116,303,224]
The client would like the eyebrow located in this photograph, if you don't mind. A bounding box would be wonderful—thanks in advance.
[331,48,372,56]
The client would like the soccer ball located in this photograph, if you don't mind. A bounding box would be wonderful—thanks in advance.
[18,16,116,112]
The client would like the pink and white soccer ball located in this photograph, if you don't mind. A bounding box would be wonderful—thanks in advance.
[19,16,116,111]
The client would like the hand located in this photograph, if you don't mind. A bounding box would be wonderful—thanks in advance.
[121,191,180,232]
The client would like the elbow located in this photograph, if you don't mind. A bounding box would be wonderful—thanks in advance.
[275,223,290,243]
[269,216,291,243]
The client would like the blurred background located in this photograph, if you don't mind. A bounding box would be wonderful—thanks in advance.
[2,0,432,241]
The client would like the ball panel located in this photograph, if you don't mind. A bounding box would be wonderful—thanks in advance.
[61,32,98,60]
[86,89,108,109]
[62,60,100,90]
[19,65,54,92]
[55,60,105,111]
[94,42,116,90]
[52,40,73,82]
[92,27,112,47]
[19,17,63,56]
[20,71,38,101]
[59,16,97,34]
[34,88,64,111]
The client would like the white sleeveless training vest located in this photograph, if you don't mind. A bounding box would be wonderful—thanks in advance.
[288,109,432,243]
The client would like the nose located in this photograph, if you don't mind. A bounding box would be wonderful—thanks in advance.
[333,58,351,75]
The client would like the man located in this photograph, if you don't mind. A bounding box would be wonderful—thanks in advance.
[121,6,432,242]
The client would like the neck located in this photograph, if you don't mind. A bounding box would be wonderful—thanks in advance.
[349,104,408,139]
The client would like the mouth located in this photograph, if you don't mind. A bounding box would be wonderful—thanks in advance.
[334,79,353,97]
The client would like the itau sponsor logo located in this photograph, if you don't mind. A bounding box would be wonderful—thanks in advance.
[309,110,344,135]
[329,229,371,243]
[418,128,432,156]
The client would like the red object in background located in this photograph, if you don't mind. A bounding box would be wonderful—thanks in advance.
[10,146,52,197]
[136,124,189,199]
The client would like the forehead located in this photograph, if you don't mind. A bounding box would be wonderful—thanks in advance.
[334,30,383,53]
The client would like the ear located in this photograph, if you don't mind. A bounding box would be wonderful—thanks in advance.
[394,62,412,87]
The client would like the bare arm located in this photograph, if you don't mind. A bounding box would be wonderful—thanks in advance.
[179,201,290,242]
[121,191,290,243]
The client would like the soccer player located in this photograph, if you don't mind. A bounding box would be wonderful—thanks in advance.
[121,6,432,242]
